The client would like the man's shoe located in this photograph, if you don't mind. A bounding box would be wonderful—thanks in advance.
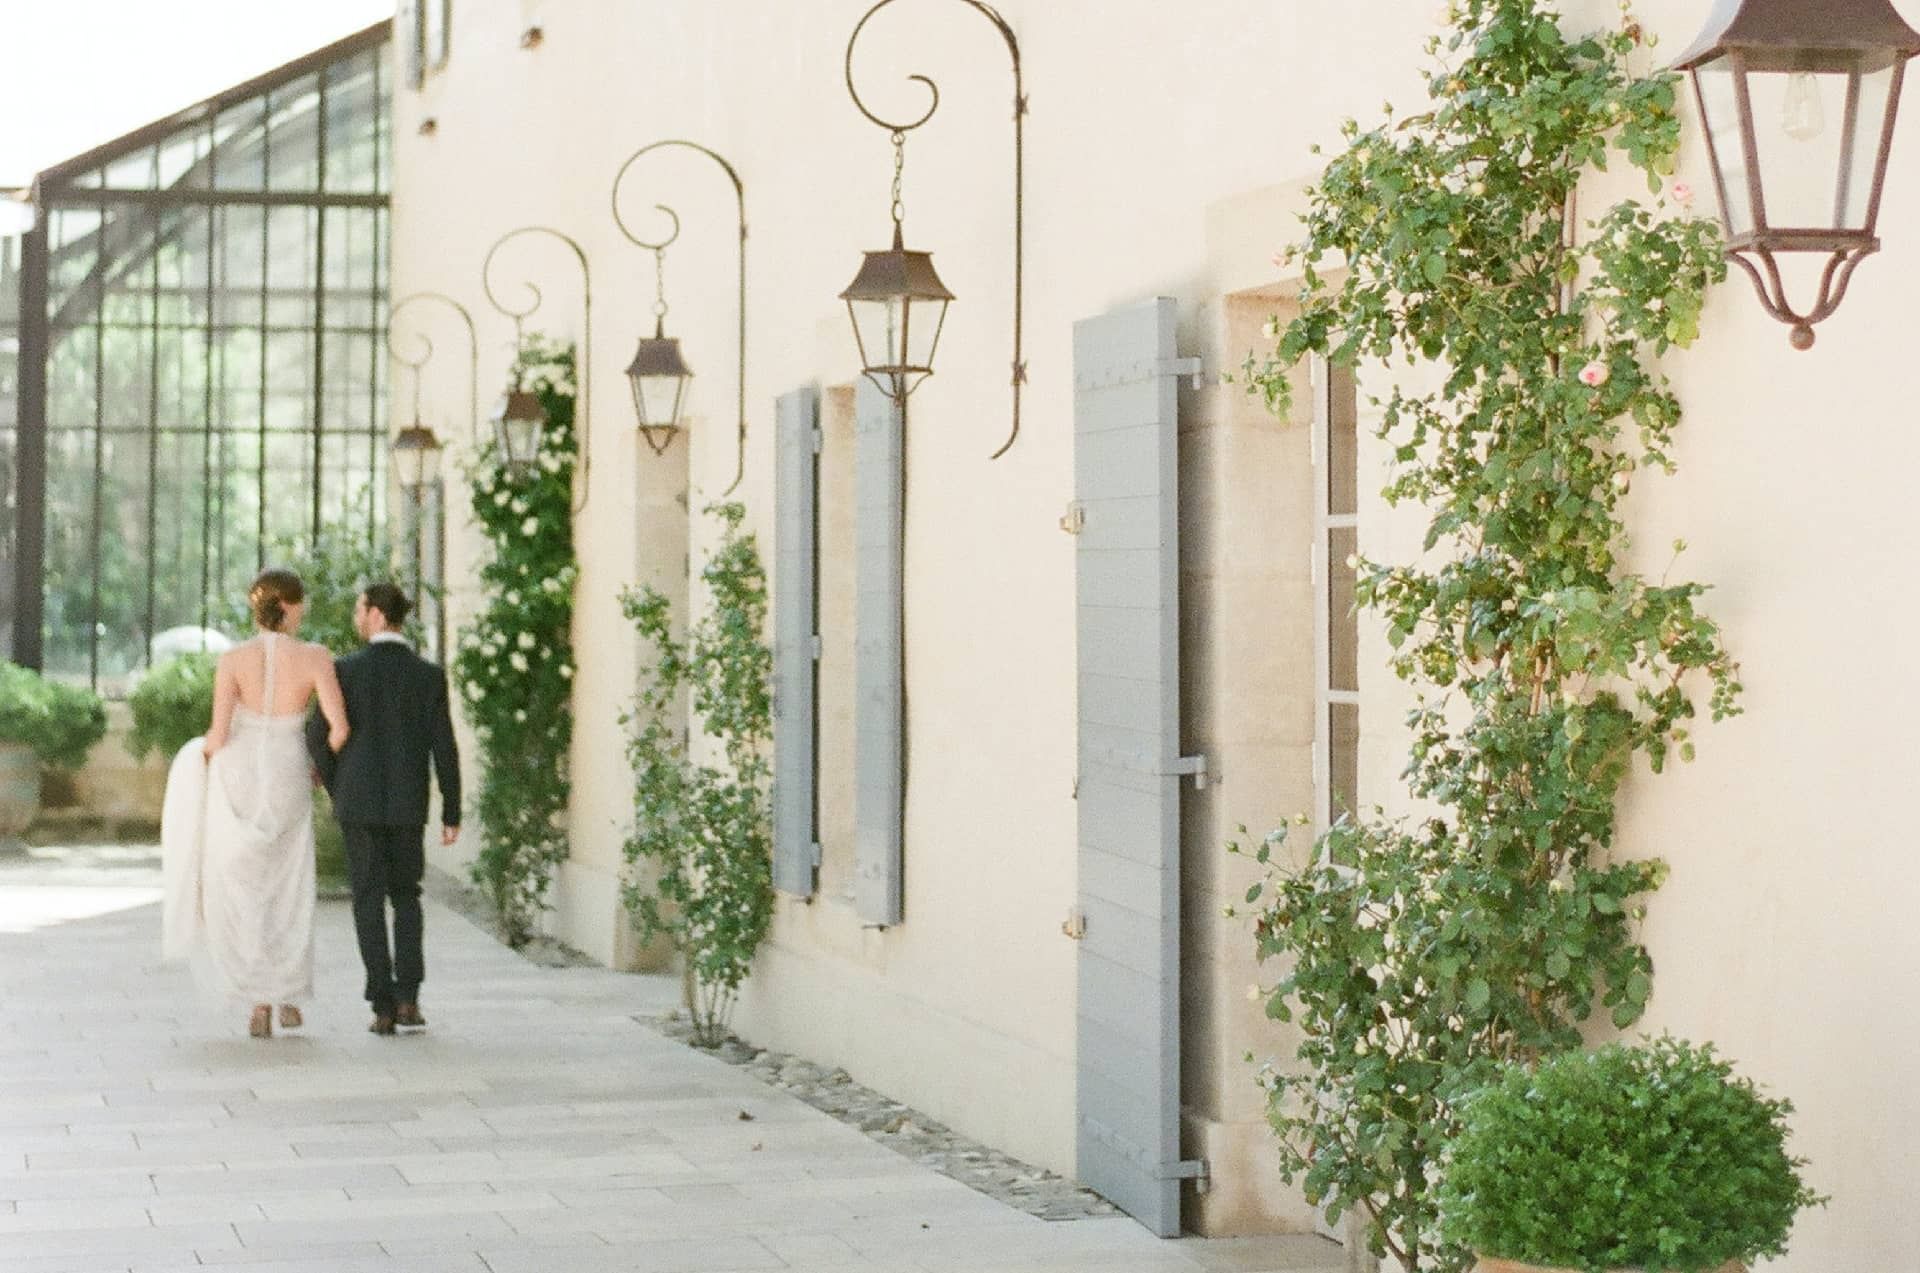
[394,1003,427,1029]
[369,1013,396,1036]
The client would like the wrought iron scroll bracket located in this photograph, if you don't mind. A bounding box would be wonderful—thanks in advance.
[845,0,1026,459]
[481,226,594,512]
[386,292,478,448]
[611,139,749,495]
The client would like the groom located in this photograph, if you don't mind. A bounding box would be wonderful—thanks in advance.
[307,583,460,1036]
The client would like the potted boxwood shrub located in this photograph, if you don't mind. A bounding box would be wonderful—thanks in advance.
[0,661,109,839]
[1440,1037,1823,1273]
[127,651,220,764]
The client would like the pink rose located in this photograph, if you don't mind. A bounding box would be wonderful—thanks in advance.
[1669,181,1695,207]
[1578,360,1609,387]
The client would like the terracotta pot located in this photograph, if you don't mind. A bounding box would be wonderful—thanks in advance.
[1476,1258,1745,1273]
[0,741,41,839]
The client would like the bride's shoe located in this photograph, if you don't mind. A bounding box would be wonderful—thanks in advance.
[248,1005,272,1038]
[278,1004,302,1029]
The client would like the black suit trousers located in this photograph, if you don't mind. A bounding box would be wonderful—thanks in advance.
[342,822,425,1014]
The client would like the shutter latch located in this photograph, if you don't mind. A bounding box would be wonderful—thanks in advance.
[1059,500,1086,535]
[1060,907,1086,940]
[1155,356,1205,388]
[1170,754,1212,790]
[1162,1158,1211,1193]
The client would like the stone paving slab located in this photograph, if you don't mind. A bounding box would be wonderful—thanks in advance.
[0,845,1343,1272]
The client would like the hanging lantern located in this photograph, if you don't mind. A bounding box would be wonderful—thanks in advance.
[489,379,547,474]
[1676,0,1920,348]
[840,223,954,401]
[391,422,444,491]
[624,318,693,455]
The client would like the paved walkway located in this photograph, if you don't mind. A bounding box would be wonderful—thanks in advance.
[0,845,1343,1273]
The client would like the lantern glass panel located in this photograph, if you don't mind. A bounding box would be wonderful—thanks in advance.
[848,295,904,374]
[630,370,688,431]
[1841,64,1898,228]
[403,443,441,488]
[1745,68,1852,229]
[1694,57,1757,237]
[508,418,541,466]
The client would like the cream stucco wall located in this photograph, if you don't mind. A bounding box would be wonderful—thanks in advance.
[390,0,1920,1263]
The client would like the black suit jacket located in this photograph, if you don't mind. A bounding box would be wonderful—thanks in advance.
[307,641,461,829]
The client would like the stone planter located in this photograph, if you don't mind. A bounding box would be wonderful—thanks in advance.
[1476,1259,1744,1273]
[0,741,42,840]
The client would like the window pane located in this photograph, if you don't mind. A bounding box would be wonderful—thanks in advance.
[1328,364,1358,517]
[266,75,323,192]
[1330,703,1360,821]
[1328,526,1358,694]
[101,144,156,191]
[212,96,268,191]
[324,52,381,194]
[157,119,212,190]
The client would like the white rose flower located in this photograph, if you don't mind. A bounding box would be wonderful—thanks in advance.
[505,590,520,605]
[521,516,540,537]
[510,651,529,672]
[511,498,528,515]
[517,632,535,651]
[493,490,510,507]
[559,665,574,680]
[514,709,527,723]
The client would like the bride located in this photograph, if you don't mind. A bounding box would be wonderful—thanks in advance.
[161,569,349,1037]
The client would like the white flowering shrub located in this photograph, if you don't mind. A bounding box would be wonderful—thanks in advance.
[455,334,578,947]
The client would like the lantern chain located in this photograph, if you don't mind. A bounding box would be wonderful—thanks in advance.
[653,245,669,323]
[891,130,907,229]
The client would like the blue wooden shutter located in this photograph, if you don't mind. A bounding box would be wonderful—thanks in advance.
[853,377,903,926]
[1073,297,1200,1236]
[397,0,425,89]
[772,385,820,898]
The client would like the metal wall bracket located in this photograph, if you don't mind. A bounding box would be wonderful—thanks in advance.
[1059,500,1086,535]
[1061,907,1087,940]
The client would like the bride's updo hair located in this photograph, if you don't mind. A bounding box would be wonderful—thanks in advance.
[248,568,305,631]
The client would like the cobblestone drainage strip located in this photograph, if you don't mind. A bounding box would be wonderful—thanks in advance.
[640,1010,1120,1223]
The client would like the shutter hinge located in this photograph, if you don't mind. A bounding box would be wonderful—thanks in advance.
[810,841,823,868]
[1060,907,1086,940]
[1059,500,1086,535]
[811,427,824,455]
[1164,1158,1211,1192]
[1156,356,1205,388]
[810,633,823,660]
[1170,754,1212,790]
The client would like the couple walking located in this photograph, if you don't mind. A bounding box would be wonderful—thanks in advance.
[161,571,461,1037]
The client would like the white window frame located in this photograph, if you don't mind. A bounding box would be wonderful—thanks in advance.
[1311,354,1360,831]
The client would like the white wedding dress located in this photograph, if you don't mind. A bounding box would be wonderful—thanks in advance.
[161,632,316,1007]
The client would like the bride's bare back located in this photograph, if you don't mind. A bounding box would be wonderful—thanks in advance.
[205,633,349,756]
